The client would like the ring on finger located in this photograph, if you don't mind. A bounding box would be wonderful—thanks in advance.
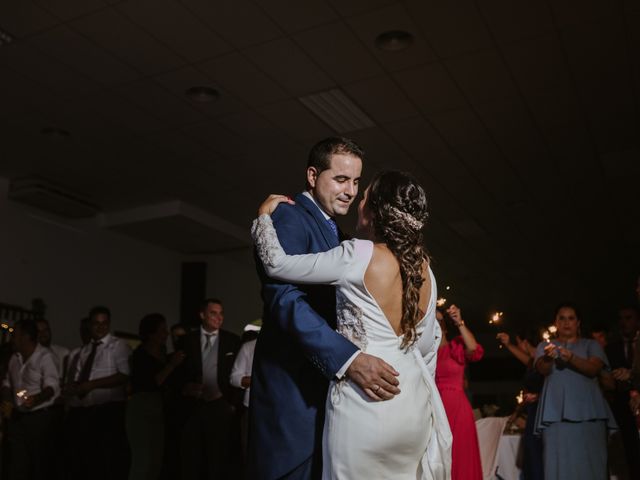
[372,385,380,393]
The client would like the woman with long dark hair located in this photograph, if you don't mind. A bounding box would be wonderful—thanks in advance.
[252,170,451,479]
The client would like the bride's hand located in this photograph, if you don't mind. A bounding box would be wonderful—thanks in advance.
[258,194,295,216]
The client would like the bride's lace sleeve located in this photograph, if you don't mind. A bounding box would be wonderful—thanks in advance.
[251,214,357,286]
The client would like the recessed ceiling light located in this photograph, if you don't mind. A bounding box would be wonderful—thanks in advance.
[185,86,220,102]
[375,30,414,52]
[0,27,14,47]
[41,127,71,138]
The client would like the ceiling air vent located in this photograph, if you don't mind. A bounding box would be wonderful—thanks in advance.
[8,177,100,218]
[299,89,375,133]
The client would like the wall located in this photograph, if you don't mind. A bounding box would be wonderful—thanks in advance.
[0,178,182,349]
[188,248,264,335]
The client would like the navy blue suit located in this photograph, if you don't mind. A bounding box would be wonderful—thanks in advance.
[247,193,359,480]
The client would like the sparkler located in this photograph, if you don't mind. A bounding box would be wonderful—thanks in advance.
[436,297,447,307]
[516,390,524,405]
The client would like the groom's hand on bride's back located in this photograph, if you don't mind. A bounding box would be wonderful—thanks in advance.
[346,353,400,401]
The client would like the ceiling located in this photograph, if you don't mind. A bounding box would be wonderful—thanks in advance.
[1,0,639,330]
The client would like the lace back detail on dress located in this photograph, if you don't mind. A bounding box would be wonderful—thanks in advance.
[336,291,367,351]
[251,214,281,268]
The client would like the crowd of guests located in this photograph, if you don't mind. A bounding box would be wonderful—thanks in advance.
[496,291,640,479]
[0,298,257,480]
[2,286,639,480]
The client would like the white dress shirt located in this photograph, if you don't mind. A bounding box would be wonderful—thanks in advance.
[49,344,70,378]
[71,333,131,406]
[2,344,60,411]
[230,339,257,407]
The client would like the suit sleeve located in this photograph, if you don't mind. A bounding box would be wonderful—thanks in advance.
[256,208,359,380]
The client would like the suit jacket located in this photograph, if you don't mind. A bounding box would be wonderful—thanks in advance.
[174,328,242,408]
[248,193,359,480]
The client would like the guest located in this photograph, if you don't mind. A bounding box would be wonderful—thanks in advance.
[605,306,640,479]
[497,332,544,480]
[591,323,609,350]
[35,318,69,380]
[169,323,187,353]
[0,319,59,480]
[230,329,259,459]
[173,298,242,480]
[64,306,132,480]
[64,318,91,388]
[534,303,616,480]
[435,305,483,480]
[127,313,185,480]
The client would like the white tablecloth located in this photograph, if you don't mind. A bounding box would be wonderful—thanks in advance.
[494,434,521,480]
[475,417,521,480]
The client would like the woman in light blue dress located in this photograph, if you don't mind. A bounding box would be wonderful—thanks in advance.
[534,303,616,480]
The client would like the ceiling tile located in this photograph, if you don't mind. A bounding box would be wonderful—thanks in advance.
[347,4,437,71]
[477,0,553,44]
[502,34,572,94]
[180,0,282,48]
[394,63,467,115]
[89,91,168,134]
[549,0,619,28]
[243,38,335,96]
[0,42,102,99]
[446,49,520,106]
[253,0,338,33]
[181,120,249,158]
[70,7,186,75]
[197,53,289,107]
[115,79,205,126]
[258,99,334,141]
[384,116,458,167]
[405,0,492,58]
[33,0,106,21]
[325,0,398,17]
[294,21,383,84]
[343,75,419,123]
[0,2,59,37]
[117,0,232,62]
[29,25,140,86]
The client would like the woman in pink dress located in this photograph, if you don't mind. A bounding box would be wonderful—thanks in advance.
[435,305,484,480]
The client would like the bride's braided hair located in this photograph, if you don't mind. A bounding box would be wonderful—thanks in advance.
[366,171,429,348]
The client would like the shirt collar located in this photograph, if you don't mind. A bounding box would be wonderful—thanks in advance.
[200,326,218,337]
[302,191,331,220]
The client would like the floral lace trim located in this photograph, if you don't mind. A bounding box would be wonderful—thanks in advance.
[336,291,367,351]
[250,214,281,268]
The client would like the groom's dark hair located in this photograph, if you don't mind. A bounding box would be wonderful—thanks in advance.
[306,137,365,188]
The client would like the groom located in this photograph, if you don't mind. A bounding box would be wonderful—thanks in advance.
[248,137,401,479]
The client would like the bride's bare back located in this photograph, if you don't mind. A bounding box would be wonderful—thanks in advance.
[364,243,431,336]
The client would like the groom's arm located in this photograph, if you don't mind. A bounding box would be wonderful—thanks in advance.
[259,205,400,400]
[259,204,357,379]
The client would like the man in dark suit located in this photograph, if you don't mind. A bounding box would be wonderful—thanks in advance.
[606,305,640,479]
[174,298,242,480]
[248,137,401,480]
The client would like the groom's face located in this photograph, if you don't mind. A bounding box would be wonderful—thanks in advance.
[308,153,362,217]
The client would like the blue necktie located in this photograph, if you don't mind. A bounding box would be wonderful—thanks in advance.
[326,218,339,241]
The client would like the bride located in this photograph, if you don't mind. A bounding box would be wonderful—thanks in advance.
[251,170,452,480]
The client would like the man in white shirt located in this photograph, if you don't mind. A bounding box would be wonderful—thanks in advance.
[36,318,69,380]
[0,319,60,480]
[64,306,132,480]
[230,334,258,458]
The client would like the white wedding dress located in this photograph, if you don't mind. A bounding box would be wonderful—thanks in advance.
[252,215,452,480]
